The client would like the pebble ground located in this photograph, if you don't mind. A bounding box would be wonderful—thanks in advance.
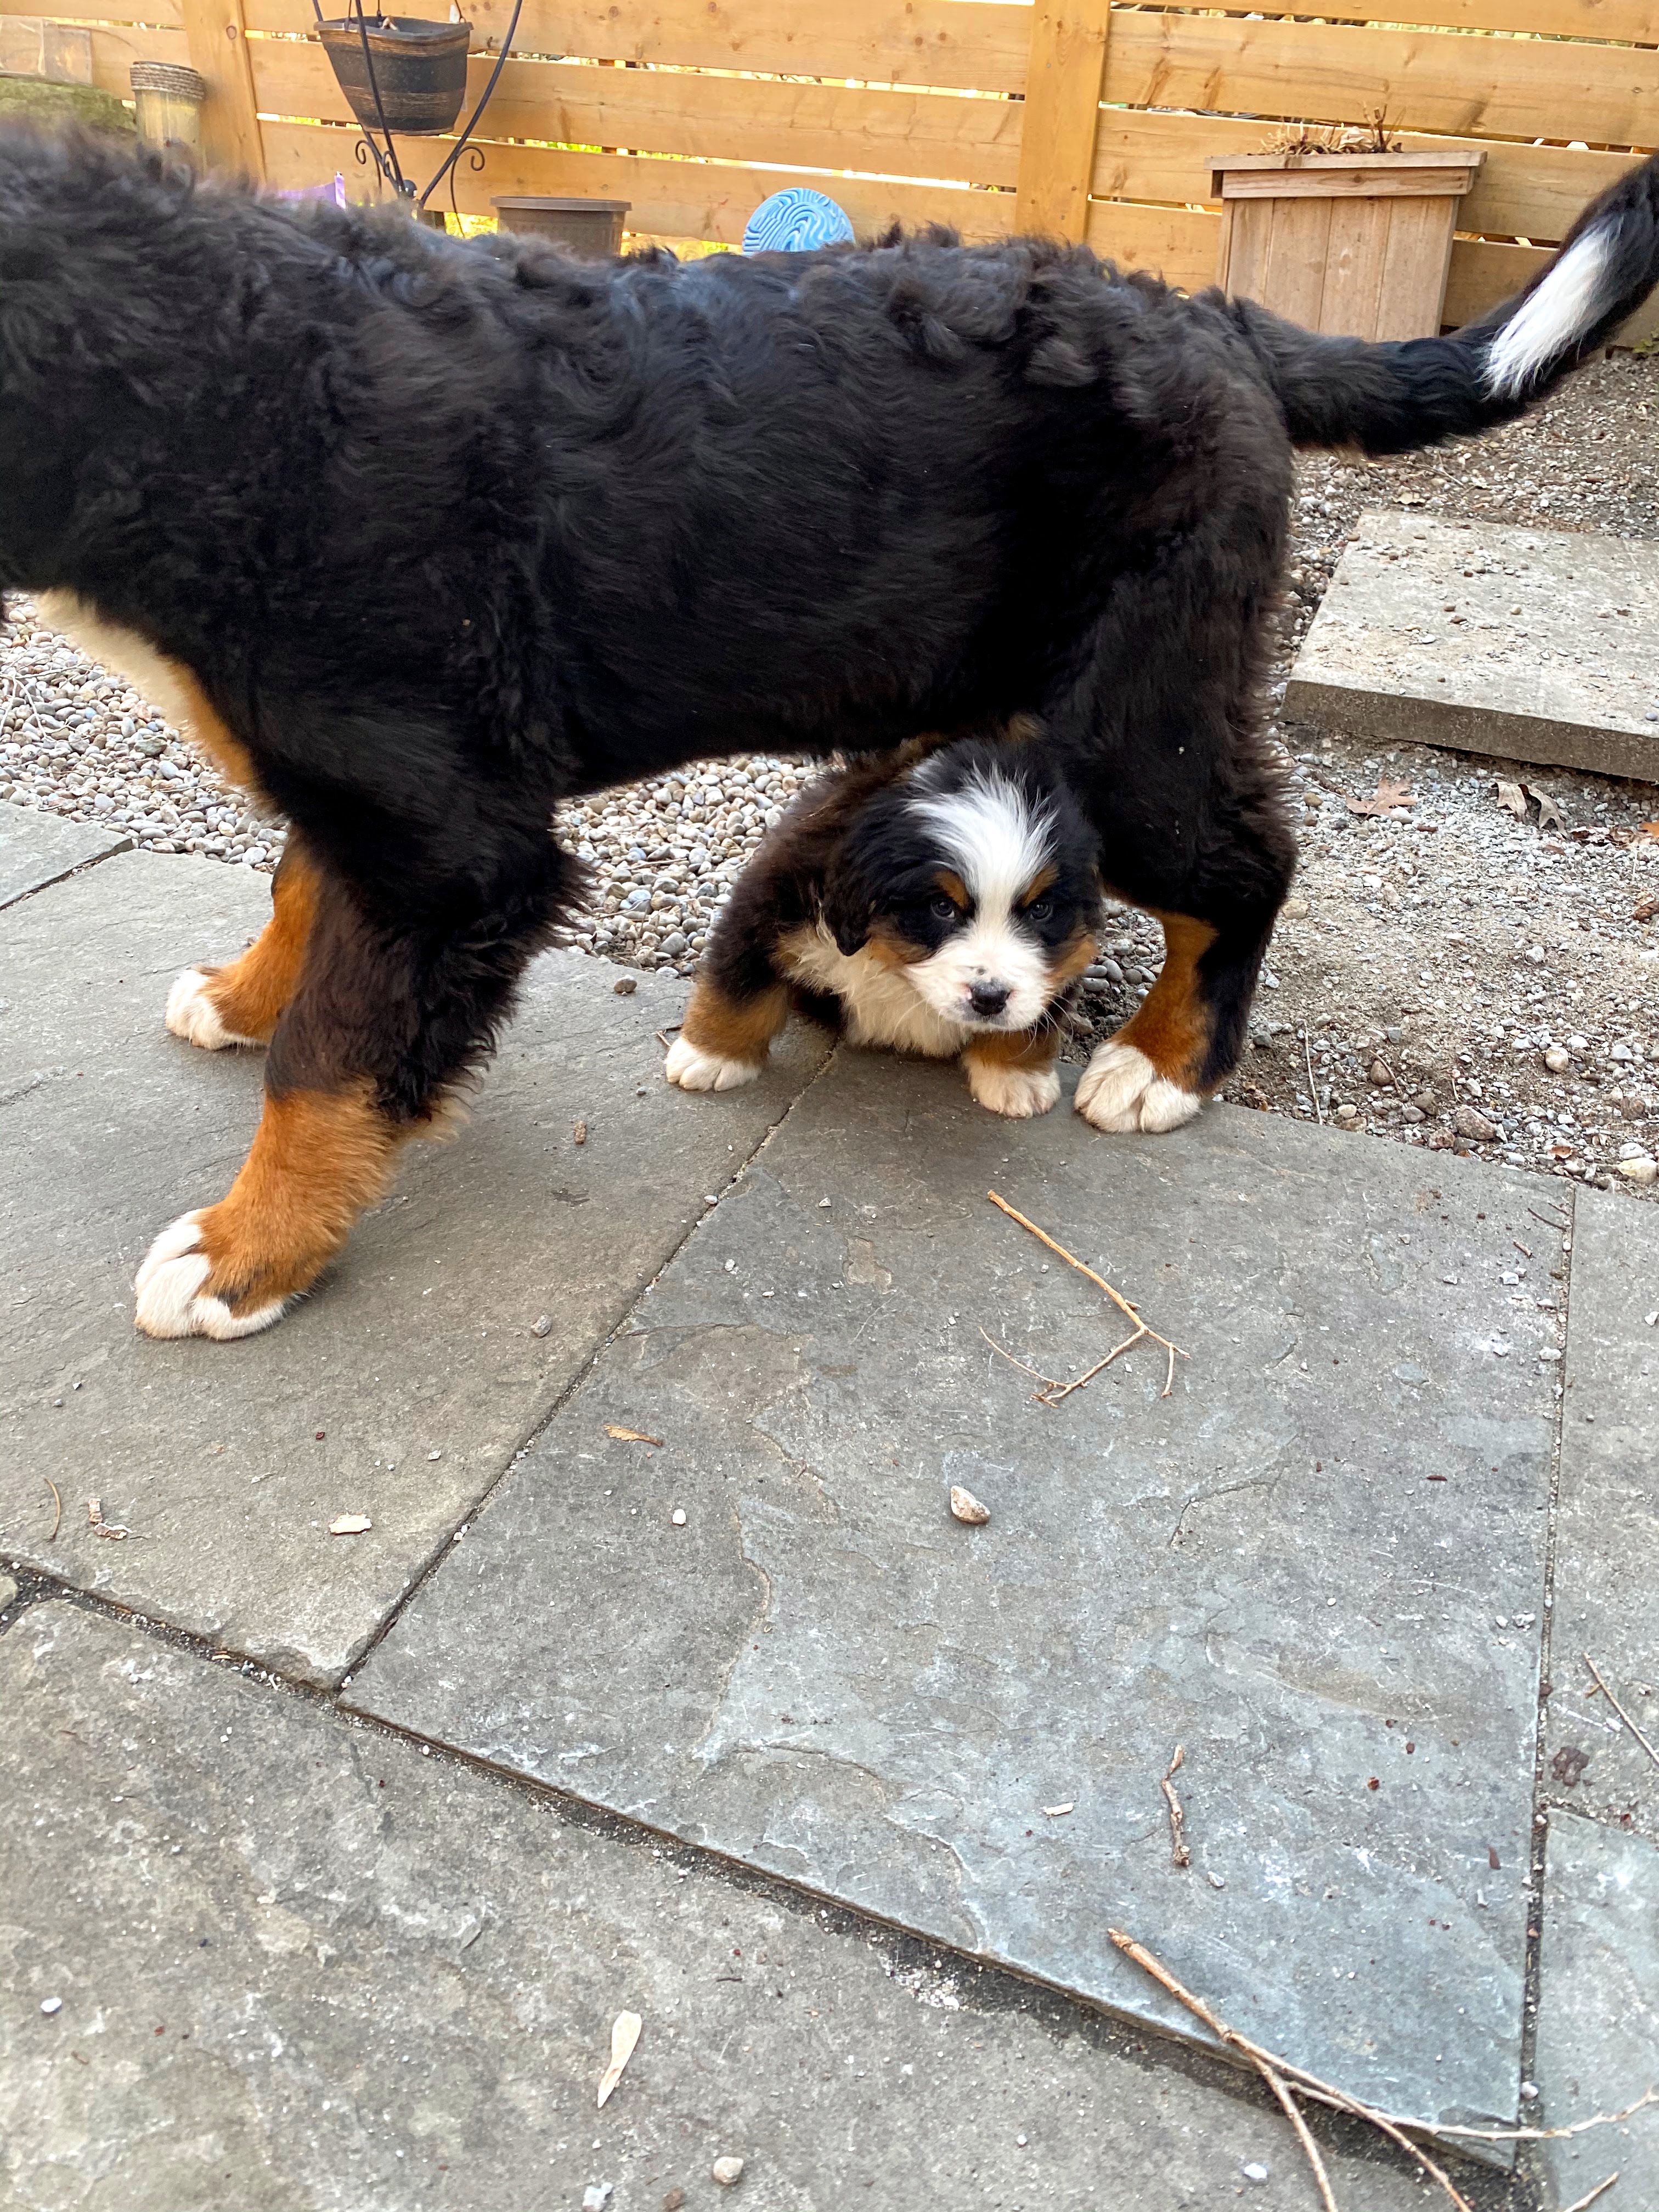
[3,350,1654,1200]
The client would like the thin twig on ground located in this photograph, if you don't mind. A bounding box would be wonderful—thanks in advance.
[1161,1745,1190,1867]
[1583,1653,1659,1772]
[985,1192,1189,1399]
[1561,2177,1618,2212]
[1304,1029,1325,1125]
[44,1476,61,1543]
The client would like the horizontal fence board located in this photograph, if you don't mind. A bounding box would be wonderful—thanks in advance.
[251,39,1023,187]
[87,15,186,91]
[1243,0,1659,41]
[1091,107,1636,245]
[1084,192,1214,284]
[0,0,180,18]
[258,115,1020,237]
[243,0,1037,95]
[1103,11,1659,151]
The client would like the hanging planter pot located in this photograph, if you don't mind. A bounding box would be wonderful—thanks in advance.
[317,14,472,138]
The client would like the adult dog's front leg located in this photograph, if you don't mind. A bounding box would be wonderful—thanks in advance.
[134,1080,398,1338]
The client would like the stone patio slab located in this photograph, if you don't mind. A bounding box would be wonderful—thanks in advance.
[1533,1811,1659,2211]
[1543,1188,1659,1841]
[1284,511,1659,783]
[350,1053,1561,2136]
[0,795,130,909]
[0,1601,1435,2212]
[0,853,826,1683]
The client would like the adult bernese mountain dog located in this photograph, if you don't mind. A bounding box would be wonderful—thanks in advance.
[2,125,1656,1340]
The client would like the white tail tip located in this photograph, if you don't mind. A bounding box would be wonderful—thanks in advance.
[1483,224,1615,399]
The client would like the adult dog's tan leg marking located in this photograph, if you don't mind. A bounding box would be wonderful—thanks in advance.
[167,843,320,1050]
[665,976,789,1092]
[1076,912,1216,1134]
[134,1084,399,1340]
[962,1025,1062,1118]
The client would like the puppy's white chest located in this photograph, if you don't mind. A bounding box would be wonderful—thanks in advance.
[778,922,970,1059]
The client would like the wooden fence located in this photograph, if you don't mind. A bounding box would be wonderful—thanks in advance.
[6,0,1658,331]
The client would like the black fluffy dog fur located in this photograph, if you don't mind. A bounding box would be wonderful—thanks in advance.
[3,125,1658,1337]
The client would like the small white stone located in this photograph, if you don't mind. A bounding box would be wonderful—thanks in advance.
[40,1997,62,2016]
[711,2154,745,2186]
[427,1449,443,1460]
[950,1486,990,1526]
[1241,2162,1270,2183]
[1618,1156,1657,1185]
[671,1508,687,1527]
[531,1314,553,1338]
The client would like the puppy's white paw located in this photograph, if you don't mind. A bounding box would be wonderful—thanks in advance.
[1074,1041,1202,1134]
[133,1211,288,1341]
[664,1036,764,1093]
[165,967,259,1051]
[967,1059,1062,1119]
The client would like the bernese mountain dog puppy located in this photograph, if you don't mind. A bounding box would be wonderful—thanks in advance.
[4,126,1659,1338]
[667,735,1102,1117]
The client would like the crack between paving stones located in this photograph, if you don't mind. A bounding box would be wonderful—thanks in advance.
[0,831,137,916]
[332,1039,842,1691]
[1516,1181,1577,2193]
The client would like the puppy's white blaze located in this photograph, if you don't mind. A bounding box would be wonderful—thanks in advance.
[663,1035,763,1092]
[165,967,260,1051]
[966,1060,1062,1119]
[907,768,1058,1030]
[910,765,1055,923]
[133,1210,289,1341]
[1483,225,1614,399]
[1074,1041,1202,1135]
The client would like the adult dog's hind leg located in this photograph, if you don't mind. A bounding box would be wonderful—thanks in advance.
[166,838,319,1049]
[137,847,565,1340]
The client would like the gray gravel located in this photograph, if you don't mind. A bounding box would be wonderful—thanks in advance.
[3,346,1655,1201]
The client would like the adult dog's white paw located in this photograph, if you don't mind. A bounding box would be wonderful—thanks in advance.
[133,1211,288,1341]
[966,1059,1062,1119]
[1074,1041,1203,1134]
[165,968,259,1051]
[664,1036,764,1092]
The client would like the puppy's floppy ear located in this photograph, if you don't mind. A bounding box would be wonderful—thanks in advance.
[821,840,874,956]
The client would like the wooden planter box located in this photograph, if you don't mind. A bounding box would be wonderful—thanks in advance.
[1210,151,1485,342]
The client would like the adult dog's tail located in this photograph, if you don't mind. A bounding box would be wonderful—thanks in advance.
[1230,149,1659,454]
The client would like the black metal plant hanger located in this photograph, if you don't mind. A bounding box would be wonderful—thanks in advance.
[309,0,527,213]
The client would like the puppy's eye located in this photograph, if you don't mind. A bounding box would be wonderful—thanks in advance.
[929,894,961,922]
[1024,897,1054,923]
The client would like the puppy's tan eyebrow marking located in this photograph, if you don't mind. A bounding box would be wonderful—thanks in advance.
[1019,864,1058,906]
[935,870,968,908]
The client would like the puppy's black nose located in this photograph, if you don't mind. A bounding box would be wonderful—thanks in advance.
[968,981,1011,1019]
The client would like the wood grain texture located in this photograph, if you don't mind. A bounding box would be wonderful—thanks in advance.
[179,0,264,178]
[86,19,187,95]
[242,0,1037,94]
[1375,193,1460,337]
[250,39,1024,188]
[1215,162,1480,201]
[1014,0,1113,241]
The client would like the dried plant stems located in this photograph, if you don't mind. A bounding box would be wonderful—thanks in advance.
[1161,1745,1190,1868]
[984,1192,1188,1400]
[1561,2176,1618,2212]
[1583,1652,1659,1772]
[44,1476,61,1543]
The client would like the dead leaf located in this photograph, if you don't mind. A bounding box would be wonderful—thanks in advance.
[86,1498,128,1542]
[605,1425,664,1446]
[596,2009,642,2108]
[1043,1802,1075,1818]
[573,1120,588,1145]
[1528,786,1565,831]
[950,1485,990,1525]
[1346,778,1414,816]
[1640,821,1659,842]
[329,1514,373,1536]
[1493,778,1529,819]
[1635,895,1658,923]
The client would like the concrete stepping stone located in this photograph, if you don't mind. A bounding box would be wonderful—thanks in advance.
[1543,1188,1659,1840]
[1534,1812,1659,2209]
[0,795,130,909]
[0,1602,1431,2212]
[348,1050,1561,2137]
[0,851,826,1683]
[1285,511,1659,784]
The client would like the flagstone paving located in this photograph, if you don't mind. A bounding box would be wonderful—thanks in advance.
[0,794,130,908]
[5,842,1658,2207]
[0,850,826,1681]
[348,1049,1560,2137]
